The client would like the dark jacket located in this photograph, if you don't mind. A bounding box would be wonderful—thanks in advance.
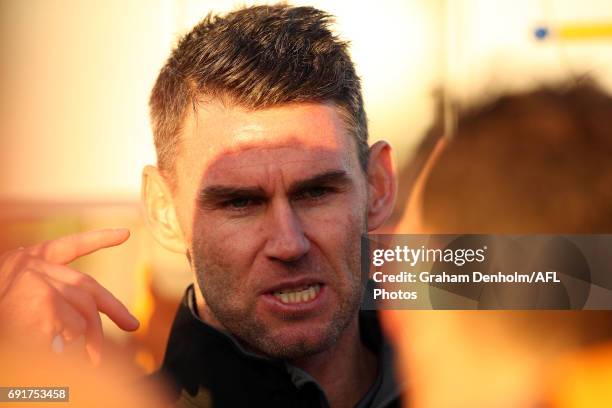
[153,285,403,408]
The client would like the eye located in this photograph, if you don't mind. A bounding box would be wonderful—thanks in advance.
[223,197,258,209]
[296,186,332,201]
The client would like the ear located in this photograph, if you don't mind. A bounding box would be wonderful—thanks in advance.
[366,140,397,231]
[141,165,186,253]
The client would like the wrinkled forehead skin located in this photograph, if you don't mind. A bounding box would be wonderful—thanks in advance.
[171,101,364,236]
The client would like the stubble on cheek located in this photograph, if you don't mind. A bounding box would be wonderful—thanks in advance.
[192,249,287,356]
[190,229,251,326]
[339,210,368,315]
[190,222,284,356]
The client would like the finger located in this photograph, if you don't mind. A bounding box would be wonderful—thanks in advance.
[43,282,88,343]
[90,280,140,331]
[0,247,34,298]
[26,228,130,265]
[31,258,140,331]
[39,274,104,366]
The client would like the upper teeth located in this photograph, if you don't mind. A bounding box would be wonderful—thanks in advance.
[273,284,321,304]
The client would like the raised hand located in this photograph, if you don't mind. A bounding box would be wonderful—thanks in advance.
[0,228,140,365]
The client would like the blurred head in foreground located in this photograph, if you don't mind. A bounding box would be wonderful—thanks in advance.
[385,79,612,408]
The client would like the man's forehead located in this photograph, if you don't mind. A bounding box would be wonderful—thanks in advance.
[177,101,357,178]
[210,143,345,168]
[204,145,350,187]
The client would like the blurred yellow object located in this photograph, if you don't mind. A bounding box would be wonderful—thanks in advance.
[134,348,156,374]
[547,343,612,408]
[133,262,155,336]
[560,23,612,40]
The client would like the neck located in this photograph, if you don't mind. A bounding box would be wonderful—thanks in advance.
[290,316,378,408]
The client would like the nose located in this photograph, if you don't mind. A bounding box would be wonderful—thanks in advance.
[263,199,310,262]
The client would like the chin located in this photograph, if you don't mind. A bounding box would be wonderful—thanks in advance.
[252,322,341,360]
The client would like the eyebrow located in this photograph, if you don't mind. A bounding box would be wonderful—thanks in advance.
[197,170,351,208]
[287,170,351,196]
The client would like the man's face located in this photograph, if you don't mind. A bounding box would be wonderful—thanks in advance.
[172,101,369,359]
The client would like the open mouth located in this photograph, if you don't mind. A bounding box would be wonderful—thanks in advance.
[271,283,322,305]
